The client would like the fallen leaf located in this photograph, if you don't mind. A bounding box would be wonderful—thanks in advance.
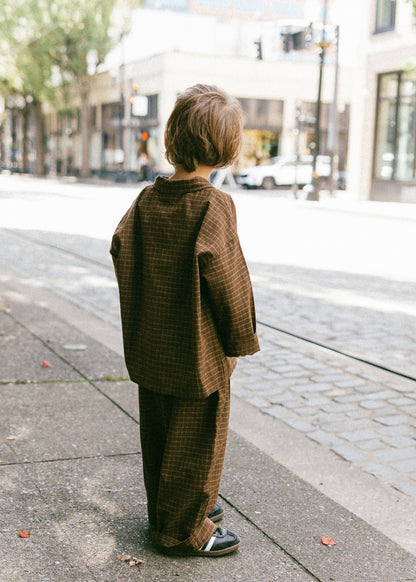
[19,530,30,538]
[42,360,51,368]
[117,554,144,569]
[321,536,336,546]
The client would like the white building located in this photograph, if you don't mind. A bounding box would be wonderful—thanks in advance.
[75,2,355,179]
[347,0,416,202]
[2,0,356,187]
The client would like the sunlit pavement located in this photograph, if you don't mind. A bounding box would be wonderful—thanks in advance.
[1,173,416,555]
[1,174,415,373]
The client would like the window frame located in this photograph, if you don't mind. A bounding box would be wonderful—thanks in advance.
[373,70,416,182]
[374,0,396,34]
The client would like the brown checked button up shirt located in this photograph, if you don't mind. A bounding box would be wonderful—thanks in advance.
[111,175,259,399]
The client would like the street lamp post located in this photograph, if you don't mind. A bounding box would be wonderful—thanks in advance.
[115,34,126,182]
[307,0,329,201]
[328,24,340,196]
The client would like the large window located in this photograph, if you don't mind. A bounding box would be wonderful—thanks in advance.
[239,98,283,131]
[374,72,416,181]
[375,0,396,33]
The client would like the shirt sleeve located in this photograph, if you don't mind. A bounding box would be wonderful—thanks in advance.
[197,193,260,357]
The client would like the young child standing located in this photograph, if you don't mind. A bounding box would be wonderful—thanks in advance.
[111,84,259,557]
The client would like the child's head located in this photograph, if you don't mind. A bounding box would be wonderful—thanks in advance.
[165,84,243,173]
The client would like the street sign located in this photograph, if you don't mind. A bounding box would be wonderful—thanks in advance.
[131,95,149,117]
[114,149,124,164]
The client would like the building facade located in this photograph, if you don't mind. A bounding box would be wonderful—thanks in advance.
[1,1,353,185]
[348,0,416,202]
[81,48,352,180]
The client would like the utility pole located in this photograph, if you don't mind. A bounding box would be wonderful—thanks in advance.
[308,0,329,201]
[328,24,340,196]
[292,101,301,199]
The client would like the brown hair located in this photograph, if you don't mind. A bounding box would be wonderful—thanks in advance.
[165,84,243,172]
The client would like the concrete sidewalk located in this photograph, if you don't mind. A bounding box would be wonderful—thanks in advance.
[1,283,416,581]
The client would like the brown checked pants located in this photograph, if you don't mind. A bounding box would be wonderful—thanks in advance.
[138,383,230,551]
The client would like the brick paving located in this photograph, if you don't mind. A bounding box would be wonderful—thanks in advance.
[232,324,416,501]
[250,262,416,379]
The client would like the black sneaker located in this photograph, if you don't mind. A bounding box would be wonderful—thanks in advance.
[196,527,240,556]
[208,503,225,523]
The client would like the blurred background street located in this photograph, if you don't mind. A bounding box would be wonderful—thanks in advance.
[1,0,416,578]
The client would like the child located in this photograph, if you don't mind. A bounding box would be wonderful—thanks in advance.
[111,84,259,556]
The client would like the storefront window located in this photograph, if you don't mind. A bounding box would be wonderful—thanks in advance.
[379,73,398,98]
[400,73,416,98]
[374,71,416,181]
[396,99,415,181]
[241,129,280,167]
[239,97,283,131]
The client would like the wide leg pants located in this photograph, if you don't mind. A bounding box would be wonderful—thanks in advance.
[138,383,230,552]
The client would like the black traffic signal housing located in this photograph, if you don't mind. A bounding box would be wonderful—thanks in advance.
[281,32,291,53]
[292,30,306,50]
[254,40,263,60]
[281,26,312,53]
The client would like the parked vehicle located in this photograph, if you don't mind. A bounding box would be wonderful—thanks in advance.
[236,155,331,189]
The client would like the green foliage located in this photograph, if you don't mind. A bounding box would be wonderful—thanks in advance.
[0,0,138,176]
[408,0,416,18]
[0,0,127,104]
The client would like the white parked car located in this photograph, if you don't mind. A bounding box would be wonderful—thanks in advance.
[236,155,331,189]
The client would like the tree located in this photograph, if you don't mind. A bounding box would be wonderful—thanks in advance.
[0,2,69,173]
[0,3,47,173]
[41,0,120,178]
[0,0,129,177]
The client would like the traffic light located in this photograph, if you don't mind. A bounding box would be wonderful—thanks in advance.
[129,83,139,110]
[292,30,306,50]
[281,32,291,53]
[281,26,312,53]
[141,131,149,141]
[307,133,316,152]
[254,40,263,60]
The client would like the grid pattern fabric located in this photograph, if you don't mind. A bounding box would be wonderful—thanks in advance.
[111,176,259,399]
[139,383,230,551]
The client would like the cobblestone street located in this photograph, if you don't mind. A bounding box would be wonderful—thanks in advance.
[233,324,416,500]
[250,261,416,378]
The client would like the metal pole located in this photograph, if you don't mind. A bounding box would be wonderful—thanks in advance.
[308,0,328,201]
[328,25,340,196]
[292,101,301,199]
[118,36,125,152]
